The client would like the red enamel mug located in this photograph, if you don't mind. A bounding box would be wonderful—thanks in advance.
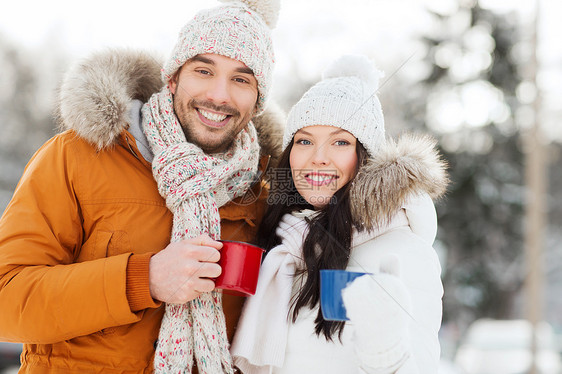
[214,240,265,296]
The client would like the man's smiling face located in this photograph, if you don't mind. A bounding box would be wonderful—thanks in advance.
[169,53,259,153]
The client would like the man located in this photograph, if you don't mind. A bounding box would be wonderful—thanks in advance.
[0,0,283,373]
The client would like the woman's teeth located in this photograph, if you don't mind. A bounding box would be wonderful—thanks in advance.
[308,174,337,182]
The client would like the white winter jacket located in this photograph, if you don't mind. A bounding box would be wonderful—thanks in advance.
[232,134,448,374]
[275,195,442,374]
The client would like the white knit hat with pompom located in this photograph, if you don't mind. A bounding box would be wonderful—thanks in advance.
[283,54,385,156]
[163,0,280,114]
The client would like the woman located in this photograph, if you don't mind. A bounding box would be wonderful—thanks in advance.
[231,55,449,373]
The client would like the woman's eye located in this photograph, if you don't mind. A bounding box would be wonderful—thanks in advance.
[335,140,350,146]
[295,139,312,145]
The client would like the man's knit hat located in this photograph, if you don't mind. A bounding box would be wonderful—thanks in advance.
[162,0,279,115]
[283,54,386,157]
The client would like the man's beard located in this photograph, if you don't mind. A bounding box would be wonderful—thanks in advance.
[173,98,251,154]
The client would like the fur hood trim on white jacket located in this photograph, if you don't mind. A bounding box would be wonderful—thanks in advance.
[351,134,449,232]
[55,48,284,165]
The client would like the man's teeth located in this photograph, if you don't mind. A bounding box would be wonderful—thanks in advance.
[199,109,227,122]
[308,174,337,182]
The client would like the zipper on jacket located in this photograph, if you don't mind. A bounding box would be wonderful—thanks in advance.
[123,134,141,161]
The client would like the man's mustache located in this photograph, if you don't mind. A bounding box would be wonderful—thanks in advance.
[189,99,239,117]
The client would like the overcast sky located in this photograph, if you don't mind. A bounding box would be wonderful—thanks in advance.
[1,0,561,137]
[2,0,557,70]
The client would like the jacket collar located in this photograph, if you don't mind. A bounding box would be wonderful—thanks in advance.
[350,134,449,233]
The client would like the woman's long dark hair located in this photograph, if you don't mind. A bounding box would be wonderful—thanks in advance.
[257,139,369,341]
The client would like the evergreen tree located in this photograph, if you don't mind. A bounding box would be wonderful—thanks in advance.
[415,2,527,325]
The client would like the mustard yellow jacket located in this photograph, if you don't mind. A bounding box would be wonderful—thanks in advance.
[0,49,283,373]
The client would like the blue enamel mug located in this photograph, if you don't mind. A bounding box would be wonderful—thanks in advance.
[320,269,370,321]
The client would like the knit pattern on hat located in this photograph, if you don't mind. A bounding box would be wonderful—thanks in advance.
[141,85,260,374]
[163,0,279,114]
[283,55,386,157]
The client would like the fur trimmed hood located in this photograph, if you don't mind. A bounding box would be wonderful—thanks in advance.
[56,49,284,165]
[350,133,449,232]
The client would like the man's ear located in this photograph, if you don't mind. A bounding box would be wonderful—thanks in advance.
[253,99,260,116]
[169,71,180,94]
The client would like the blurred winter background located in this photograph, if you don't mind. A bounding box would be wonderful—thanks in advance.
[1,0,562,372]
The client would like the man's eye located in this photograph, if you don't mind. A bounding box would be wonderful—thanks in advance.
[196,69,211,75]
[234,77,250,84]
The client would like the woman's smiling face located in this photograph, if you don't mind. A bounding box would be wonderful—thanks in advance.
[289,125,359,209]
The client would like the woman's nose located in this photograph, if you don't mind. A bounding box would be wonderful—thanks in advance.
[311,145,330,165]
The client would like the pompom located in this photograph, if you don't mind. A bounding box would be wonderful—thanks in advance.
[322,54,384,92]
[219,0,281,28]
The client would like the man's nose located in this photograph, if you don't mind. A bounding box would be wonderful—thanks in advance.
[205,77,230,105]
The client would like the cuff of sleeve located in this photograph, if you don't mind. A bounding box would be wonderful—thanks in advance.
[126,252,161,312]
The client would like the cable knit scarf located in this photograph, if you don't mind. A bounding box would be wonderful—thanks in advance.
[230,212,310,374]
[141,85,260,374]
